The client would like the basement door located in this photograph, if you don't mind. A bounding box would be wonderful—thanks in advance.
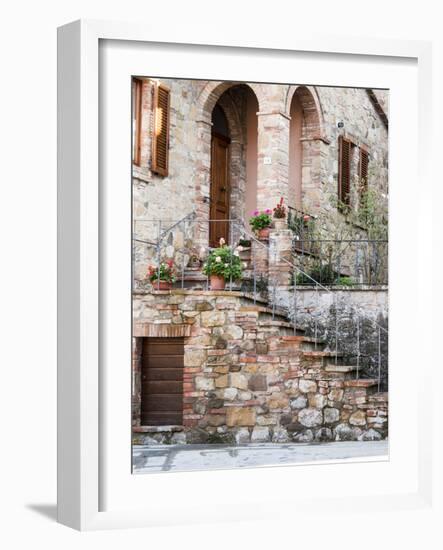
[141,337,184,426]
[209,132,231,248]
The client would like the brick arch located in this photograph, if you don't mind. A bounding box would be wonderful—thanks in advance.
[194,83,260,247]
[197,81,263,122]
[287,85,326,213]
[215,93,243,145]
[285,85,326,140]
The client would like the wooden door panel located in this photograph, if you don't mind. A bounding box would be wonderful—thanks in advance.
[210,134,230,247]
[143,412,183,425]
[141,337,184,426]
[143,368,183,381]
[142,394,183,411]
[141,355,183,369]
[143,380,183,394]
[143,340,184,356]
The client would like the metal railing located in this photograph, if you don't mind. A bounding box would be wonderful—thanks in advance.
[133,215,389,390]
[292,239,388,286]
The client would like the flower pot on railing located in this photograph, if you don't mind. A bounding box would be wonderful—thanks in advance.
[249,210,273,240]
[147,260,176,291]
[154,280,172,291]
[273,198,287,230]
[258,227,271,240]
[202,238,243,291]
[210,274,226,290]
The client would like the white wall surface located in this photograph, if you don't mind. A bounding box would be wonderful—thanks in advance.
[0,0,442,548]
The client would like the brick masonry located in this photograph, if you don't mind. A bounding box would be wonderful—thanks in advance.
[132,290,388,445]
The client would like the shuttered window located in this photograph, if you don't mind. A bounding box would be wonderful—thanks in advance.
[359,148,369,194]
[132,78,143,166]
[151,83,170,176]
[338,136,352,207]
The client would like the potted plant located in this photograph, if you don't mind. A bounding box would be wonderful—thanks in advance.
[188,253,201,269]
[147,260,176,290]
[202,239,242,290]
[249,209,273,239]
[273,197,287,230]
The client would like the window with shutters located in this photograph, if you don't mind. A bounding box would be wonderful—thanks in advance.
[338,136,352,208]
[132,78,143,166]
[151,83,171,176]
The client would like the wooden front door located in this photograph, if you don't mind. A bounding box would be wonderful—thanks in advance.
[209,133,230,248]
[141,337,184,426]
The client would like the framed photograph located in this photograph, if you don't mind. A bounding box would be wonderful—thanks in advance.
[57,20,433,530]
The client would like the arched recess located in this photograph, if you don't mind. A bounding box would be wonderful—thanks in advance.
[287,85,326,212]
[196,82,260,247]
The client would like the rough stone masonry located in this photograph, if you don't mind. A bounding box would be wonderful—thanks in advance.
[132,290,388,445]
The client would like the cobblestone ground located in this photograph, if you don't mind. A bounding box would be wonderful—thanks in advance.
[132,440,388,474]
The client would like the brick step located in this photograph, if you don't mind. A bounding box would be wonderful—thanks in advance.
[239,304,289,321]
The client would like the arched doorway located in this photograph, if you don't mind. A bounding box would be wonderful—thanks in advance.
[209,85,259,247]
[288,86,324,213]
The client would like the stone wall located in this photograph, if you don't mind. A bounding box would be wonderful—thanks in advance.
[276,286,389,390]
[132,290,388,445]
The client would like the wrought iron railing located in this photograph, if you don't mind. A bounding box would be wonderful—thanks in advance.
[292,239,388,286]
[132,215,389,390]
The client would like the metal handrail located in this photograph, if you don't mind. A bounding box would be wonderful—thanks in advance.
[133,215,388,387]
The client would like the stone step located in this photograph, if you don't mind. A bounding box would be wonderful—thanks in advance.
[302,351,344,359]
[324,365,358,373]
[344,379,379,388]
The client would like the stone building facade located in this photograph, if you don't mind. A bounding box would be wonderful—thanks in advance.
[133,78,388,282]
[131,78,389,445]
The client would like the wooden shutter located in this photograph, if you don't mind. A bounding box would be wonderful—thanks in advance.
[359,148,369,193]
[338,136,351,207]
[132,78,142,166]
[151,83,170,176]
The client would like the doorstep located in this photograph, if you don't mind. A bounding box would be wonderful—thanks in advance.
[133,425,184,433]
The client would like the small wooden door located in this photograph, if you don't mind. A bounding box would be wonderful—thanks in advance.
[141,337,184,426]
[209,133,230,247]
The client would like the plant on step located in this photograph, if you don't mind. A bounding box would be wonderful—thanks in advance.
[147,259,176,283]
[249,209,273,231]
[202,240,243,281]
[238,237,251,248]
[295,263,337,285]
[273,197,287,219]
[336,276,354,286]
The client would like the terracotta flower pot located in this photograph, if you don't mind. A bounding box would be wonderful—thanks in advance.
[210,274,226,290]
[154,280,172,290]
[258,227,271,240]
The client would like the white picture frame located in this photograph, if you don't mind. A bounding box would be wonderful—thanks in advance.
[57,19,434,531]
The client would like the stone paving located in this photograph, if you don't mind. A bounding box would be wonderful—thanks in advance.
[132,440,388,474]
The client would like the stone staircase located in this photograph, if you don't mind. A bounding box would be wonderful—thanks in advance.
[133,288,388,444]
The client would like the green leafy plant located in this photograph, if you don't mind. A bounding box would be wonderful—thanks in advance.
[202,243,243,281]
[249,209,273,231]
[147,260,176,283]
[336,276,354,286]
[238,238,251,248]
